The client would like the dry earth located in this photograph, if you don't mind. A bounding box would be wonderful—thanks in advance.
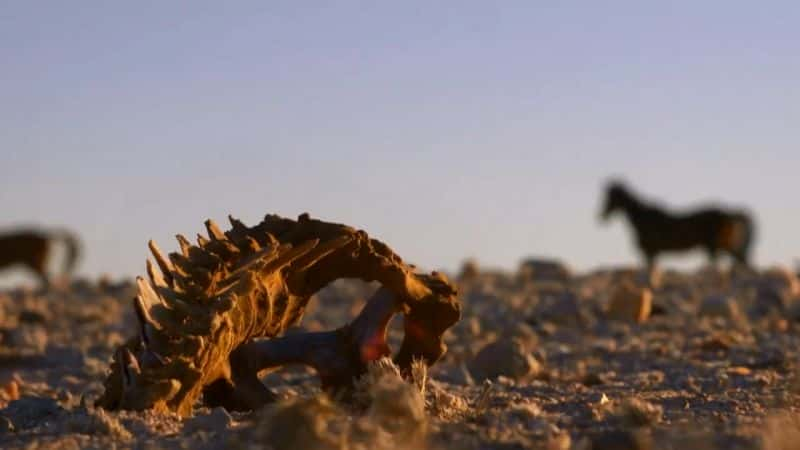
[1,262,800,450]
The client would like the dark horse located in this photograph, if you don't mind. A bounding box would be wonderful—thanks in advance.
[0,229,81,288]
[600,181,755,270]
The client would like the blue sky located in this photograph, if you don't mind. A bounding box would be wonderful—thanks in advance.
[1,2,798,281]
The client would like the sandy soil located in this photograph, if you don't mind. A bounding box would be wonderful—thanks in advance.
[1,263,799,450]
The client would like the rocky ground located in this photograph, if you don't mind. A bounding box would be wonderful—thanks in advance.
[1,261,800,450]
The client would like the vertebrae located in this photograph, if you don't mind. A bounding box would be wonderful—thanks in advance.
[97,213,460,417]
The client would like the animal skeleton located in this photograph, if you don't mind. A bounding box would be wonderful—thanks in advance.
[96,213,461,417]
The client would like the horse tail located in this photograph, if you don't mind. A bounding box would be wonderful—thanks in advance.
[49,229,82,276]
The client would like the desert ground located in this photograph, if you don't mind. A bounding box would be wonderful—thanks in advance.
[1,261,800,450]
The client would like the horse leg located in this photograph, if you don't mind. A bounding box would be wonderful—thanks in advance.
[26,243,50,290]
[642,250,658,287]
[705,246,719,269]
[731,248,751,271]
[643,250,656,271]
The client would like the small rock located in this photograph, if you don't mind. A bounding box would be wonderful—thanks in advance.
[5,324,48,354]
[500,322,539,351]
[614,397,663,427]
[761,267,800,318]
[762,266,800,298]
[518,258,571,282]
[0,380,19,404]
[606,282,652,323]
[637,371,665,387]
[0,416,13,433]
[772,317,789,332]
[184,407,233,434]
[454,316,482,338]
[531,292,584,327]
[514,417,557,439]
[0,396,63,429]
[699,295,741,320]
[752,268,799,317]
[508,401,542,420]
[755,285,791,315]
[457,259,480,281]
[18,309,49,324]
[97,274,115,290]
[442,363,475,386]
[468,338,541,381]
[534,321,558,337]
[467,316,482,336]
[727,366,752,376]
[583,372,615,386]
[786,301,800,322]
[698,334,733,352]
[547,431,572,450]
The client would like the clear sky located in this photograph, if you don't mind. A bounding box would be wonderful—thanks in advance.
[1,2,798,282]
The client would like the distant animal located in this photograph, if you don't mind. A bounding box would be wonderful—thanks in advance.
[0,229,81,287]
[600,181,755,270]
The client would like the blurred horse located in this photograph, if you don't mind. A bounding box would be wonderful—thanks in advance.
[600,181,755,270]
[0,229,81,288]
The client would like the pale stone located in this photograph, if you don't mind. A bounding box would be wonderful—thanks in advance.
[607,283,652,323]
